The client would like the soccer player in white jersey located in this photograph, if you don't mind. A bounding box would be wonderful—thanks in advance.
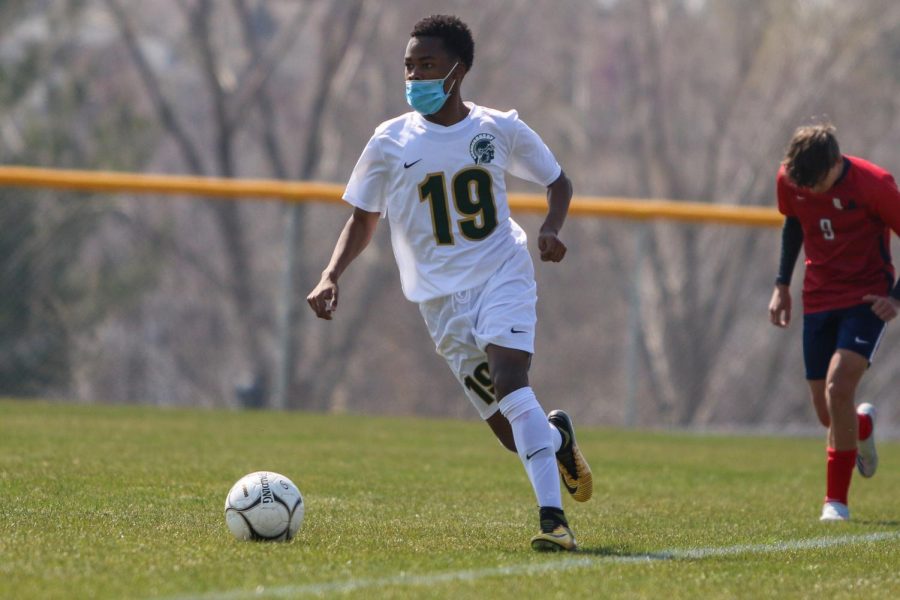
[307,14,592,551]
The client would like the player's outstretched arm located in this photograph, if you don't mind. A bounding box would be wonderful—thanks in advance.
[538,170,573,263]
[307,207,380,320]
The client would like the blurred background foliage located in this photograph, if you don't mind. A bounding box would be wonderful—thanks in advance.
[1,0,899,433]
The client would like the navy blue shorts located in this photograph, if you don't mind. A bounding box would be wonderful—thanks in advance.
[803,303,887,380]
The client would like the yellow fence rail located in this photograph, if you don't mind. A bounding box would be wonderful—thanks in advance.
[0,165,782,227]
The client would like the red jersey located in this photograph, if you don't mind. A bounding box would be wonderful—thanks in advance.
[777,155,900,314]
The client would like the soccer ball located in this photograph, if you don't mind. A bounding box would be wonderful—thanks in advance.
[224,471,304,541]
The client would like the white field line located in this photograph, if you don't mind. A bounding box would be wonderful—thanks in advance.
[165,531,900,600]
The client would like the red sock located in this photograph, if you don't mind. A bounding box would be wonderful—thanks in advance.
[825,447,857,506]
[858,412,873,441]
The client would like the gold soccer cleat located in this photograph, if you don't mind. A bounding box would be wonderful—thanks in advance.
[530,524,577,552]
[548,410,593,502]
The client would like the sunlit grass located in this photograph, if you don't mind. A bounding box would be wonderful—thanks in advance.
[1,399,898,599]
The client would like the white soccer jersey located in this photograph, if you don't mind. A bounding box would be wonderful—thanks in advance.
[343,102,562,302]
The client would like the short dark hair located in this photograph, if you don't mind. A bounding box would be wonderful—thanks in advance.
[411,15,474,71]
[782,123,842,188]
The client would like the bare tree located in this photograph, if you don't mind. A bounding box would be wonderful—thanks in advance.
[13,0,900,430]
[600,0,900,424]
[99,0,385,407]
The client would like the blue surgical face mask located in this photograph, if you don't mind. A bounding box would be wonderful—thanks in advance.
[405,62,459,116]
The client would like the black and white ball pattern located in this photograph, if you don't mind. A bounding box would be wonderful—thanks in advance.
[224,471,304,541]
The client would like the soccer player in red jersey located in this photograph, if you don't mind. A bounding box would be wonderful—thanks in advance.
[769,123,900,521]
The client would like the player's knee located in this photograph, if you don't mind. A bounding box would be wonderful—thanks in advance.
[491,367,528,400]
[825,378,856,406]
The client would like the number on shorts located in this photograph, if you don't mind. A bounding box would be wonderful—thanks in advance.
[820,218,835,240]
[464,361,495,406]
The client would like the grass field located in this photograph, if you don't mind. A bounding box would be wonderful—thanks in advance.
[1,399,898,599]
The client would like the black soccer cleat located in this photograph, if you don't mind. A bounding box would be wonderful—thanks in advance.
[548,410,593,502]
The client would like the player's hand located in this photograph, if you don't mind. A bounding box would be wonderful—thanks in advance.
[768,285,792,328]
[863,294,900,322]
[538,230,567,262]
[307,277,339,320]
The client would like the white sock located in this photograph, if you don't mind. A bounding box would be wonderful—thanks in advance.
[499,387,562,510]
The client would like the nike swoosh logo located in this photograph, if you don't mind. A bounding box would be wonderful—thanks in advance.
[855,337,870,344]
[526,447,549,460]
[403,159,422,169]
[510,327,528,334]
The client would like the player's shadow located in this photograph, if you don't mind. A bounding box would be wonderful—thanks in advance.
[852,519,900,527]
[575,525,900,558]
[573,546,671,560]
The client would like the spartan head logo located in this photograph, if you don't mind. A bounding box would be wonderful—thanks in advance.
[469,133,496,165]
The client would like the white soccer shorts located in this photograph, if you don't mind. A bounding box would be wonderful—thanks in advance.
[418,247,537,420]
